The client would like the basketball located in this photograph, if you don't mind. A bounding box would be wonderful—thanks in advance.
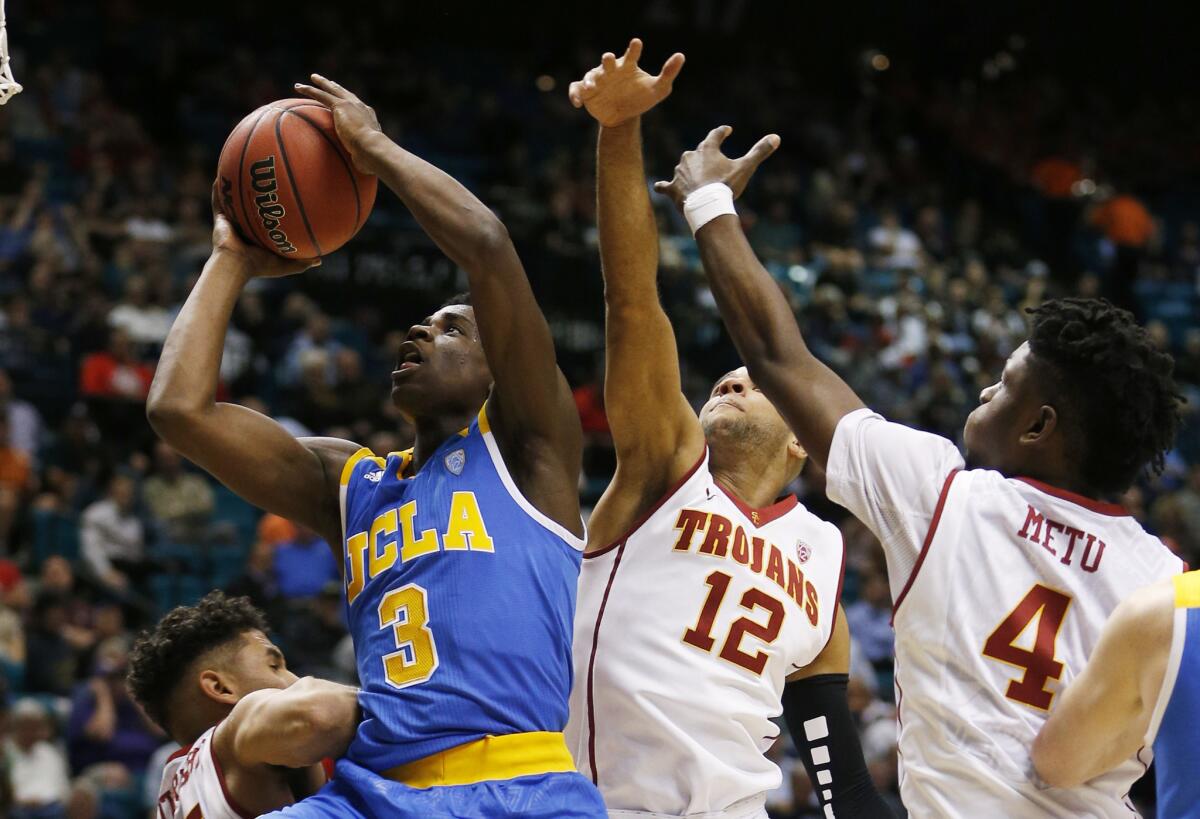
[216,98,377,260]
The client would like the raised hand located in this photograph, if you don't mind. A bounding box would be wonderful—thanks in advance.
[569,38,685,127]
[294,74,385,175]
[654,125,780,208]
[211,181,319,278]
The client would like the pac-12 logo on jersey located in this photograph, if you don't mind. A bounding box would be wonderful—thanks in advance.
[345,493,495,604]
[671,508,820,626]
[445,448,466,476]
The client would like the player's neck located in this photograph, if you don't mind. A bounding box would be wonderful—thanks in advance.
[410,411,475,472]
[709,459,787,510]
[1012,463,1104,502]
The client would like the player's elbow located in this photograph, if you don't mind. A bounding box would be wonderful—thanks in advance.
[145,392,199,439]
[466,214,510,264]
[1031,731,1081,789]
[271,679,357,763]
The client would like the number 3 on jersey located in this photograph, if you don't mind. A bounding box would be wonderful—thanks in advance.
[378,584,439,688]
[982,584,1072,710]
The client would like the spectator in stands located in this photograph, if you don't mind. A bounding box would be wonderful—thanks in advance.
[867,208,923,270]
[106,274,171,349]
[0,369,41,461]
[79,475,144,594]
[0,415,32,552]
[225,537,286,627]
[141,441,213,542]
[280,312,343,387]
[66,637,163,778]
[23,592,79,699]
[78,328,153,402]
[6,698,71,819]
[272,525,338,600]
[844,560,895,682]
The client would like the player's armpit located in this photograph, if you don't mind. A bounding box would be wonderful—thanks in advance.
[219,677,361,771]
[782,673,896,819]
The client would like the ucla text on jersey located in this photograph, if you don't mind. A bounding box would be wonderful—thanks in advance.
[338,403,585,772]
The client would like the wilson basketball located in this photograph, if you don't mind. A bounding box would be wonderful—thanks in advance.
[216,98,377,259]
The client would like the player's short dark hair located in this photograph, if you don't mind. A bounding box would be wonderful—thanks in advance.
[126,591,268,731]
[1026,298,1184,496]
[440,292,471,309]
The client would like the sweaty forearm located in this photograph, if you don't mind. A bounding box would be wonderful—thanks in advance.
[263,679,361,768]
[363,134,506,271]
[598,119,658,307]
[696,215,815,381]
[147,252,249,424]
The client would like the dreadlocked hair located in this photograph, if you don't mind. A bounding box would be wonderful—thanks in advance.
[1026,298,1184,496]
[126,591,269,732]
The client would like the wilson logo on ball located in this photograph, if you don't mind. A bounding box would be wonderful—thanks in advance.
[249,155,297,254]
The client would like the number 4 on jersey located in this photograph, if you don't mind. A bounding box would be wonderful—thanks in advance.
[982,584,1072,710]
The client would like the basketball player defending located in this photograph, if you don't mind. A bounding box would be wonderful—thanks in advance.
[129,592,360,818]
[654,129,1186,815]
[1033,570,1200,816]
[148,76,605,817]
[565,41,893,819]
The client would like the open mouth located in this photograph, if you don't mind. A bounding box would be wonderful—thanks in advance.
[394,342,424,375]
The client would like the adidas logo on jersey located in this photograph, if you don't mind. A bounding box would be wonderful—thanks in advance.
[364,470,384,483]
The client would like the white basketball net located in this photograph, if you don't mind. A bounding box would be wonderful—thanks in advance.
[0,0,21,106]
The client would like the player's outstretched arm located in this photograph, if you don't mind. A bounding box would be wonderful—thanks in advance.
[147,204,360,547]
[297,75,582,534]
[570,41,700,546]
[783,610,897,818]
[1032,580,1174,788]
[656,130,865,469]
[219,676,361,770]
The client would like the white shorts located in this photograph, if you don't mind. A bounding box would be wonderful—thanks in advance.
[606,794,767,819]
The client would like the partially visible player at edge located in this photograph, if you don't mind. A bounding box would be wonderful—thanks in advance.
[1033,570,1200,817]
[563,40,894,819]
[128,592,360,819]
[148,74,606,817]
[654,129,1186,815]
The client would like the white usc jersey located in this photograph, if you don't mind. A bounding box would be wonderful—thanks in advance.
[567,450,845,817]
[827,408,1185,818]
[156,726,249,819]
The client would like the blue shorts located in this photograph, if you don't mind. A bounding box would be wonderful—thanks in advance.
[263,758,607,819]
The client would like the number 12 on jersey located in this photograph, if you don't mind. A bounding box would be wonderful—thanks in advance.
[982,583,1073,710]
[682,570,784,676]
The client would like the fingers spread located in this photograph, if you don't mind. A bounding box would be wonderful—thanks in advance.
[703,125,733,148]
[295,83,338,108]
[601,52,618,71]
[624,38,644,65]
[656,52,686,86]
[742,133,782,168]
[652,180,670,193]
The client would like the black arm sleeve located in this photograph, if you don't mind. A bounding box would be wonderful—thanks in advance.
[783,673,897,818]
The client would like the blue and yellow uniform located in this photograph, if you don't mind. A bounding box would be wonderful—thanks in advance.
[267,404,606,818]
[1150,570,1200,818]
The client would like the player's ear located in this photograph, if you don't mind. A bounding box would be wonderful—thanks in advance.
[787,436,807,462]
[1020,404,1058,446]
[198,669,239,706]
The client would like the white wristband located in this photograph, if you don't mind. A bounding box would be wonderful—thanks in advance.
[683,182,736,236]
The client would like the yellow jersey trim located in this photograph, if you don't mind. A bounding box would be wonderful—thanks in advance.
[382,731,574,789]
[390,448,415,480]
[340,447,383,487]
[1174,570,1200,609]
[477,400,491,435]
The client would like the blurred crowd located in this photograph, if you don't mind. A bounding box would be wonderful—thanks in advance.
[0,3,1195,818]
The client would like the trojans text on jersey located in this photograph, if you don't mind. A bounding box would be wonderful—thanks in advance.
[671,507,820,626]
[345,491,494,604]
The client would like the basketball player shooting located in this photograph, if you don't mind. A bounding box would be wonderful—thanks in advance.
[1032,570,1200,817]
[129,592,360,818]
[654,129,1186,815]
[148,75,605,817]
[564,41,893,819]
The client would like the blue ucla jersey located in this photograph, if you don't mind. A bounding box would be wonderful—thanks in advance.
[1151,571,1200,819]
[338,403,585,772]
